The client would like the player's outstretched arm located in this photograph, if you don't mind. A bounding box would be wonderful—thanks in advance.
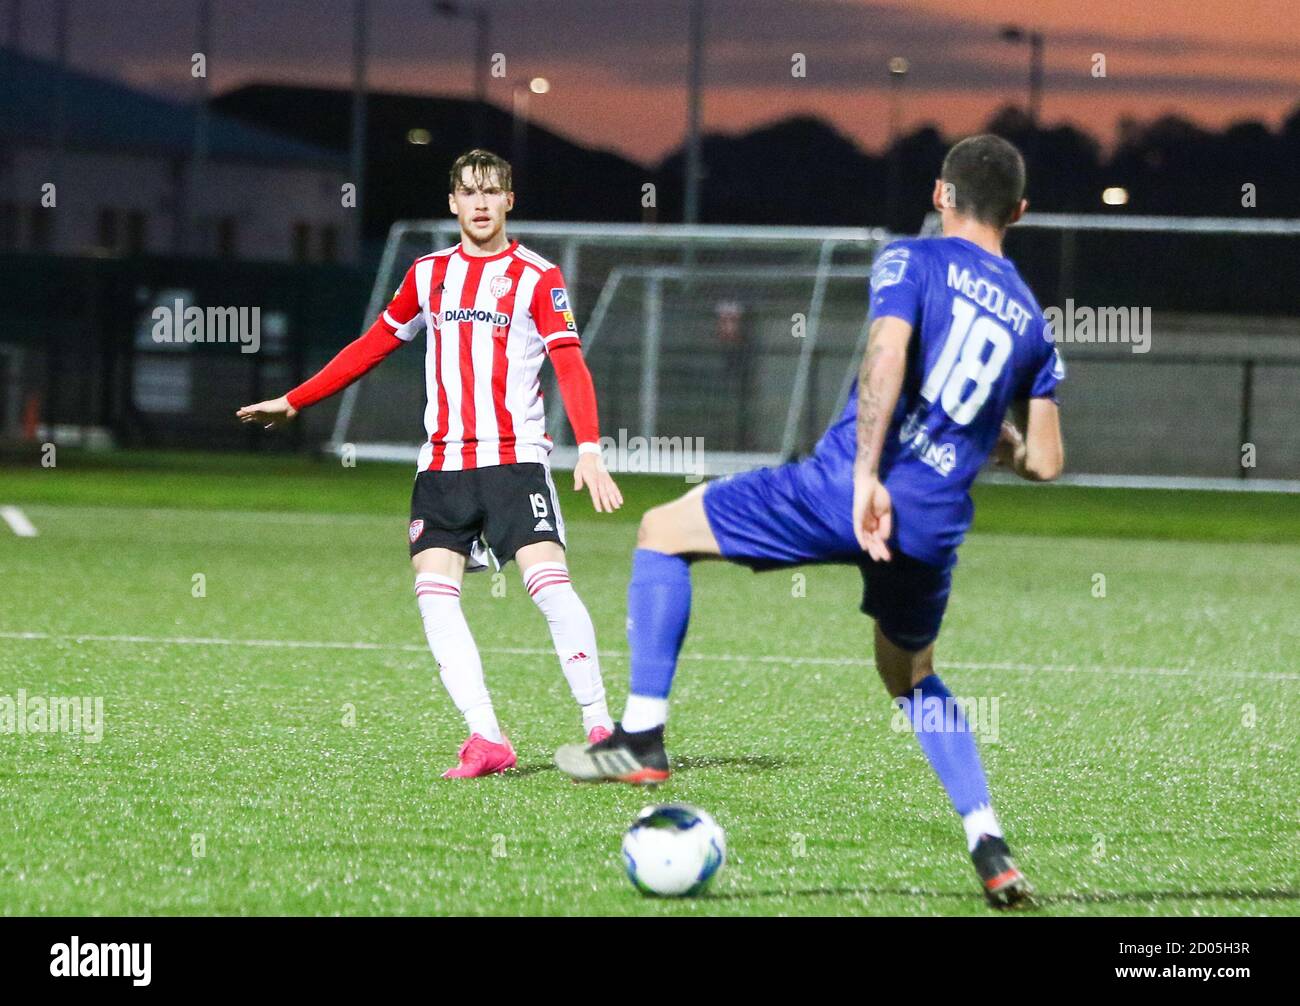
[550,343,623,513]
[237,395,298,429]
[999,398,1063,481]
[853,315,913,560]
[235,319,404,429]
[238,263,420,430]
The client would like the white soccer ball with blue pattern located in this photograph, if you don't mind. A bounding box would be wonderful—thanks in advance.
[621,803,726,897]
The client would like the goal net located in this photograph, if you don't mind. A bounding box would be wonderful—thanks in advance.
[328,222,888,477]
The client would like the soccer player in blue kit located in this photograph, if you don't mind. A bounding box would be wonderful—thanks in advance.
[556,135,1065,907]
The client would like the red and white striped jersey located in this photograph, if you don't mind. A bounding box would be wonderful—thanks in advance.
[381,239,581,471]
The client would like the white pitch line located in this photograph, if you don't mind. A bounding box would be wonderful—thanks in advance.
[0,630,1295,682]
[0,506,38,537]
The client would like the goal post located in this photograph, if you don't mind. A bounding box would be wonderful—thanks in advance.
[328,222,889,476]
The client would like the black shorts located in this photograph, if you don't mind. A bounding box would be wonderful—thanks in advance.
[408,462,565,565]
[858,551,952,651]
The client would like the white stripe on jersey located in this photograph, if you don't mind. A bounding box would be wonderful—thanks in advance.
[440,252,470,469]
[411,241,563,473]
[471,256,510,467]
[508,266,548,452]
[542,464,567,546]
[390,258,435,342]
[515,245,555,271]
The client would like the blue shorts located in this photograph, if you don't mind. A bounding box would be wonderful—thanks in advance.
[702,460,952,651]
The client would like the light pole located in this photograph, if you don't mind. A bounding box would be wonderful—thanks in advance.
[188,0,212,256]
[351,0,367,263]
[887,56,908,143]
[511,77,549,191]
[432,2,491,114]
[50,0,68,250]
[885,56,908,232]
[683,0,705,223]
[999,25,1043,126]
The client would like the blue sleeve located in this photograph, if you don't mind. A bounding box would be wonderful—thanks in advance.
[1023,316,1065,401]
[868,243,924,328]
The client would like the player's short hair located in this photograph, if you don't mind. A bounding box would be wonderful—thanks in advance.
[449,149,513,193]
[939,135,1026,228]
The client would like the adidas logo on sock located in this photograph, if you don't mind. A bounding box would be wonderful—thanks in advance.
[533,518,553,532]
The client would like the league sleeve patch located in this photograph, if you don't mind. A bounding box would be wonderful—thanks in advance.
[561,310,577,331]
[551,288,570,311]
[870,247,909,292]
[1051,347,1066,380]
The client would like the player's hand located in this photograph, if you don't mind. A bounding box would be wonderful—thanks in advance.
[994,419,1025,468]
[574,451,623,513]
[853,468,893,561]
[236,395,298,429]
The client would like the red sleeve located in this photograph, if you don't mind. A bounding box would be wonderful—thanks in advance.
[529,266,581,354]
[548,344,599,445]
[285,318,404,410]
[285,264,424,410]
[379,264,424,339]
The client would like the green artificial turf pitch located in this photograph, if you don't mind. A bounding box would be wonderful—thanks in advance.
[0,450,1297,916]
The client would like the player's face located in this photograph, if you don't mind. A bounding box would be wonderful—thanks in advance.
[449,168,515,247]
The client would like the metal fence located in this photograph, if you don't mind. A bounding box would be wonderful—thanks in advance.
[0,253,369,451]
[334,217,1300,484]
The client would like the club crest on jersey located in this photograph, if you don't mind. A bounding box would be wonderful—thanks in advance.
[408,519,425,543]
[871,247,909,292]
[440,307,510,327]
[550,288,569,311]
[489,275,513,299]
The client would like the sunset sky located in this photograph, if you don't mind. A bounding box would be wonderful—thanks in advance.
[17,0,1300,162]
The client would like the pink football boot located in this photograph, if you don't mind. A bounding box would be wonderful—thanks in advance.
[442,733,517,779]
[587,725,613,745]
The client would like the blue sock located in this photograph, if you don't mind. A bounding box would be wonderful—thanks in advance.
[896,674,991,817]
[626,548,692,701]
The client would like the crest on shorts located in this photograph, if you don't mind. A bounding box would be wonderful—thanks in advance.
[489,275,512,299]
[408,519,425,543]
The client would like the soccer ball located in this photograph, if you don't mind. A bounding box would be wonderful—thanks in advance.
[621,803,726,897]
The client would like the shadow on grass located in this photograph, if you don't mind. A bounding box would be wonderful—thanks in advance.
[510,753,791,780]
[506,763,557,778]
[669,754,791,773]
[708,885,1300,906]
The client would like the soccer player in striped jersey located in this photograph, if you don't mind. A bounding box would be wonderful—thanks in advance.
[238,149,622,778]
[555,136,1064,907]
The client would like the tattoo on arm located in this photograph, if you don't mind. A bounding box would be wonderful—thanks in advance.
[855,340,885,466]
[854,317,910,474]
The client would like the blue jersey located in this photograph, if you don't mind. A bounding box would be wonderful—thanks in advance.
[813,236,1064,566]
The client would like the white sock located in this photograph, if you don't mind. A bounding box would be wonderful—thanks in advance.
[415,573,502,743]
[622,694,668,733]
[962,804,1003,853]
[523,562,613,734]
